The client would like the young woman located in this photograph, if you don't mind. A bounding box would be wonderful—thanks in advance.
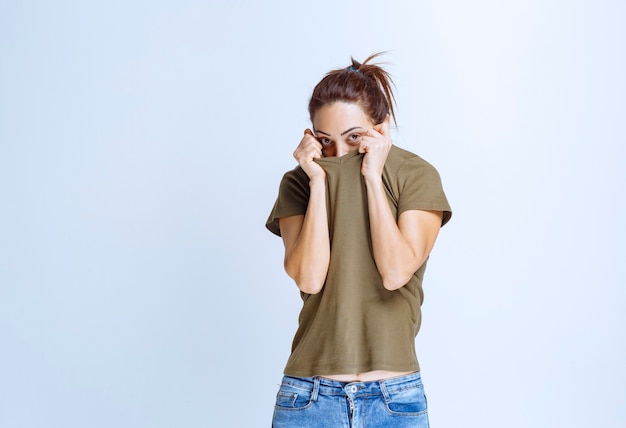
[266,53,452,428]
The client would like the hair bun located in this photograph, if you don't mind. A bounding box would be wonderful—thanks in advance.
[349,58,362,71]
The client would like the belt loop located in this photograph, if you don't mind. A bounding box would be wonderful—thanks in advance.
[311,377,321,402]
[379,379,391,404]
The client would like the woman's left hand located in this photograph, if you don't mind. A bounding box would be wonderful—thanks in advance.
[359,120,392,180]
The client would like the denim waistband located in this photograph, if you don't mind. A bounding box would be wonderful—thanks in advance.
[280,372,423,400]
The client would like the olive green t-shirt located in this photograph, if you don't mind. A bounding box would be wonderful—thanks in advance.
[266,145,451,377]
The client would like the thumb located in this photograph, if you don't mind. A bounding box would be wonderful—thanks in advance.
[374,121,389,137]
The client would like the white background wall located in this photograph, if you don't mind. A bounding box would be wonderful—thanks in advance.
[1,1,624,427]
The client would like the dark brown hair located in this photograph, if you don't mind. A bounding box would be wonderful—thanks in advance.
[308,52,397,126]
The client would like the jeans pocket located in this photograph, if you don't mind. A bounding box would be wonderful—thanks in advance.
[384,385,428,416]
[274,383,313,410]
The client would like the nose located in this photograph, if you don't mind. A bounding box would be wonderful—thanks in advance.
[335,141,351,157]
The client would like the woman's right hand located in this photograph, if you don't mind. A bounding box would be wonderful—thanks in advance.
[293,129,325,179]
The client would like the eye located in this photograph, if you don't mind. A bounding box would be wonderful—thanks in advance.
[320,138,333,145]
[348,133,361,143]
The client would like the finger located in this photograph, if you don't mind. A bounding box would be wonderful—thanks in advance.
[372,122,389,137]
[311,142,323,158]
[361,134,380,148]
[379,120,389,136]
[304,131,323,148]
[368,126,383,138]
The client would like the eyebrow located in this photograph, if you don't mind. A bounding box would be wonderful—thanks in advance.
[314,126,364,137]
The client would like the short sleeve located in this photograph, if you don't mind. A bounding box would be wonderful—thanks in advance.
[396,157,452,226]
[265,167,310,236]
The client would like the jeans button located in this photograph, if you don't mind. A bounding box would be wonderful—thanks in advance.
[350,385,357,393]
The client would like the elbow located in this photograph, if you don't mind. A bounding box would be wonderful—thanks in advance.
[283,242,330,294]
[297,279,325,294]
[285,264,326,294]
[380,255,429,291]
[380,272,413,291]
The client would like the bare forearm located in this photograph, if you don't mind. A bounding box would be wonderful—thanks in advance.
[283,176,330,294]
[364,177,424,290]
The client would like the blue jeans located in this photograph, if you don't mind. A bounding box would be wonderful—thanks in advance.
[271,372,429,428]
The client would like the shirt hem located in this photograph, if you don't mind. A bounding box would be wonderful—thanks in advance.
[284,362,421,378]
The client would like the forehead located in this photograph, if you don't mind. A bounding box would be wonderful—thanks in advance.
[313,102,374,133]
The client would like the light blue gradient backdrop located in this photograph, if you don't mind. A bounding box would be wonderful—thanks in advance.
[1,1,624,427]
